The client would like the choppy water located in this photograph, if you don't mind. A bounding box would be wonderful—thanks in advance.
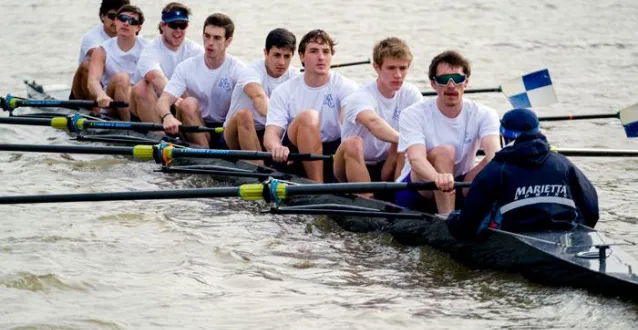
[2,0,638,329]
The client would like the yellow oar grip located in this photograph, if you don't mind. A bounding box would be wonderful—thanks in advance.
[51,117,69,130]
[273,183,287,200]
[8,98,19,109]
[239,184,265,200]
[133,145,154,160]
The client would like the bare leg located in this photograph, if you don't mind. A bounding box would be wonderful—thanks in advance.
[223,109,263,165]
[130,80,160,123]
[287,110,323,182]
[105,72,131,121]
[333,136,372,197]
[411,145,456,215]
[176,97,209,147]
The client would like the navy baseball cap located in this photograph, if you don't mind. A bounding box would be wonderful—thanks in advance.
[500,108,540,139]
[162,10,189,23]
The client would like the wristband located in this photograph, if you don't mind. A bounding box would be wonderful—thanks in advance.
[161,112,172,121]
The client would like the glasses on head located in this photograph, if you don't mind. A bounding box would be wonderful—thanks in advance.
[106,12,117,20]
[117,14,141,26]
[167,21,188,30]
[433,73,466,86]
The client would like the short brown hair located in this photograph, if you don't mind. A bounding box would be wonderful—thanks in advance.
[428,50,471,80]
[116,4,145,25]
[298,29,336,56]
[158,2,191,34]
[203,13,235,39]
[373,37,412,67]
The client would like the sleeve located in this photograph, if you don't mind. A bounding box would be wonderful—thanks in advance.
[567,158,600,227]
[163,62,187,98]
[343,92,375,125]
[397,106,426,153]
[478,106,501,139]
[136,50,162,80]
[446,162,502,240]
[337,77,358,103]
[79,34,102,60]
[405,84,423,108]
[236,66,261,90]
[265,86,290,129]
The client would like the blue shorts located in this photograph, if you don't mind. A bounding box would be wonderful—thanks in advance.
[394,171,467,213]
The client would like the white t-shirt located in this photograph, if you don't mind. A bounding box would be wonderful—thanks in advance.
[133,36,204,84]
[164,54,246,123]
[100,37,149,87]
[266,72,358,142]
[78,24,110,64]
[225,59,301,129]
[341,81,422,163]
[396,97,500,180]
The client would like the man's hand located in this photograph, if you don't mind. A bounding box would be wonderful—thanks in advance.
[434,172,455,192]
[96,93,112,108]
[271,145,290,163]
[163,114,182,135]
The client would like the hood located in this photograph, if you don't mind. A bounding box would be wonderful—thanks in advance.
[493,133,551,166]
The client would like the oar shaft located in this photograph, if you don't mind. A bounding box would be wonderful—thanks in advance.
[171,148,331,161]
[83,121,222,133]
[12,99,127,109]
[0,117,52,126]
[0,143,134,156]
[538,113,619,122]
[300,59,370,72]
[421,87,502,96]
[285,181,471,195]
[0,187,240,205]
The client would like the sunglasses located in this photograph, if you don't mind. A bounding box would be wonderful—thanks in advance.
[117,14,141,26]
[167,21,189,30]
[106,12,117,20]
[433,73,467,86]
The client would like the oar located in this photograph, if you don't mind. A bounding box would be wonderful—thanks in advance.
[477,147,638,157]
[538,103,638,138]
[422,87,502,96]
[0,180,471,205]
[299,58,370,72]
[1,94,127,111]
[0,143,331,162]
[0,115,223,134]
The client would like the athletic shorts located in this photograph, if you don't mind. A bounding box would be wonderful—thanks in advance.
[269,135,340,182]
[394,171,467,213]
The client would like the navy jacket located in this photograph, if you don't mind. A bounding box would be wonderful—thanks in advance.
[447,134,599,241]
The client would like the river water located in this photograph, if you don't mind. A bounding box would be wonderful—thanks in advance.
[2,0,638,329]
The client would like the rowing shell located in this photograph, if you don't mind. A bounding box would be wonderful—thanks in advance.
[15,80,638,302]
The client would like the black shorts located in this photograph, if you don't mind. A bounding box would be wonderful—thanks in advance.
[270,135,340,182]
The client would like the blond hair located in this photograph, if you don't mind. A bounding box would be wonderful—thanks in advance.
[373,37,412,67]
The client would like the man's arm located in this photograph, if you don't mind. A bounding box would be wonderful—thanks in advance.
[156,91,180,134]
[357,110,399,144]
[86,47,109,106]
[263,125,289,162]
[243,82,268,117]
[144,70,169,96]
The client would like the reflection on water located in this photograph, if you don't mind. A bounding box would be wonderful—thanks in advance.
[2,0,638,328]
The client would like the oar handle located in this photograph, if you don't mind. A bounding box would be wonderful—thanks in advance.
[6,97,129,110]
[179,125,224,133]
[421,87,502,96]
[287,153,332,161]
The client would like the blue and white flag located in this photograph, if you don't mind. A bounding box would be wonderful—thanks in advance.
[500,69,558,108]
[619,103,638,138]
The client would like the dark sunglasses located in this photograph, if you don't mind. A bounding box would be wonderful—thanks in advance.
[106,12,117,20]
[433,73,467,86]
[167,21,189,30]
[117,14,141,26]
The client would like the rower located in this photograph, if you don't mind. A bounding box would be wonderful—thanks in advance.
[264,29,358,183]
[71,0,130,100]
[129,2,203,123]
[158,13,246,148]
[335,37,422,197]
[86,4,149,121]
[223,28,300,161]
[394,50,501,215]
[446,108,600,240]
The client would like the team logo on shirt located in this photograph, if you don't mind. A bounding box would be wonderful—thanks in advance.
[323,94,336,109]
[218,78,232,92]
[392,105,400,121]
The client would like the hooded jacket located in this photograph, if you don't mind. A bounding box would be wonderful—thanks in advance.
[446,134,599,241]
